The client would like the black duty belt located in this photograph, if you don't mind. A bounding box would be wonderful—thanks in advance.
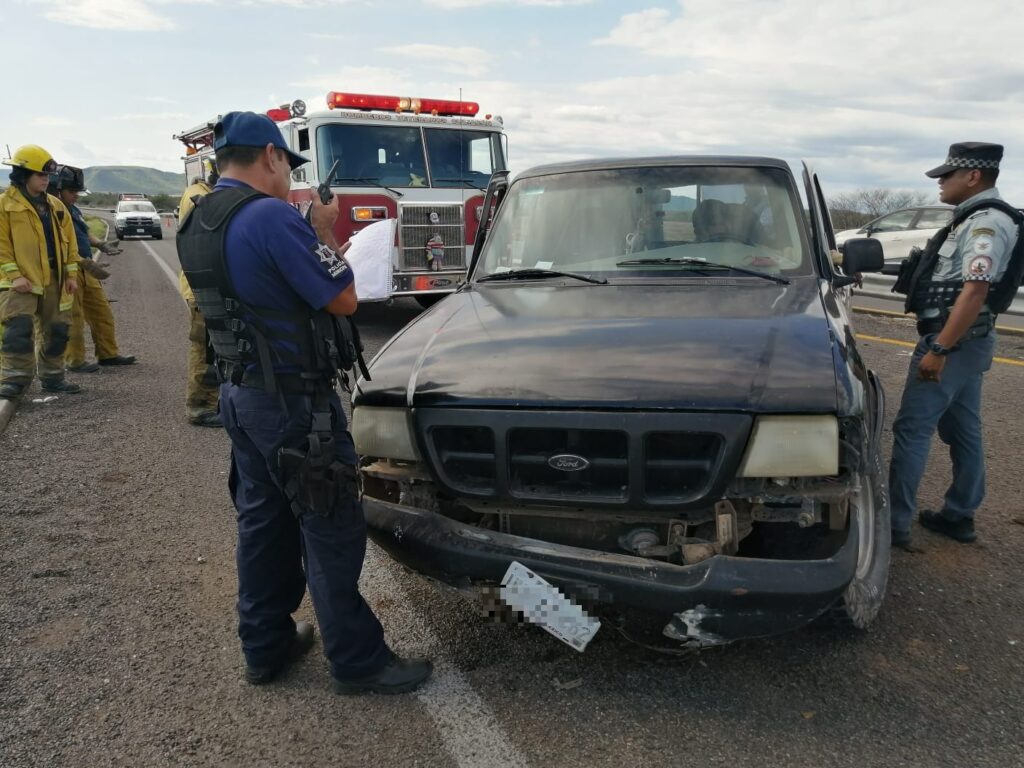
[917,314,994,339]
[239,370,327,395]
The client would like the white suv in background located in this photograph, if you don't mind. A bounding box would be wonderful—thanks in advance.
[113,197,163,241]
[834,205,952,263]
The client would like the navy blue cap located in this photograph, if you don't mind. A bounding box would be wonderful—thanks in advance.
[213,111,309,170]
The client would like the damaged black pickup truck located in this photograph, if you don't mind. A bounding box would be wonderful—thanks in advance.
[352,156,890,647]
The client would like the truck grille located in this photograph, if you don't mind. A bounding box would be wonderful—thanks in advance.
[417,410,750,509]
[509,428,628,500]
[398,204,465,272]
[126,216,154,227]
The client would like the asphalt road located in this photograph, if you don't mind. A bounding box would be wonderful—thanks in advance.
[1,219,1022,768]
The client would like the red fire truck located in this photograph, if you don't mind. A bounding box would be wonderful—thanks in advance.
[173,92,508,306]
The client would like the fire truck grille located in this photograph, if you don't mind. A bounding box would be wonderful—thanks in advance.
[398,204,465,272]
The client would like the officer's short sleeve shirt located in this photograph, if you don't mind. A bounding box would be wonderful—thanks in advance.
[218,178,354,313]
[932,188,1016,285]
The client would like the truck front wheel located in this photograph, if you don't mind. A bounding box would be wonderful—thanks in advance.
[831,447,891,629]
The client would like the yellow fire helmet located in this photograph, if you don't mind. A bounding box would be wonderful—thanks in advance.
[3,144,58,174]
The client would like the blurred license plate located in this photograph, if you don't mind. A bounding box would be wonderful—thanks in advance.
[136,228,145,233]
[500,561,600,651]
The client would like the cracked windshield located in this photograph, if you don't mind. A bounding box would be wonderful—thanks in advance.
[479,166,811,279]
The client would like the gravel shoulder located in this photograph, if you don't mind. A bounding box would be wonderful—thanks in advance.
[1,240,1021,768]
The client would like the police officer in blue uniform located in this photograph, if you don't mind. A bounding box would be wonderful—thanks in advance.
[889,142,1021,548]
[177,112,431,694]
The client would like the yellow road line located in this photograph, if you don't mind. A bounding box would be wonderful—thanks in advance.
[855,333,1024,368]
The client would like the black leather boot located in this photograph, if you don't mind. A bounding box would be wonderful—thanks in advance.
[333,653,433,695]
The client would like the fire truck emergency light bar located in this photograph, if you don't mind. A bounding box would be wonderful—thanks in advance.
[326,91,480,117]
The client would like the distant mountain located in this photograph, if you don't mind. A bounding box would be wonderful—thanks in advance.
[84,166,185,195]
[0,165,184,195]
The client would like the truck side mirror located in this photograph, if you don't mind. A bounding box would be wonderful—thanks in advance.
[841,237,884,274]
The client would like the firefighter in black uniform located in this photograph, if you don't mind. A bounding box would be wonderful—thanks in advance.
[177,111,431,694]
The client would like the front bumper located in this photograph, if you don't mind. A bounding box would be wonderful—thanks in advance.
[116,222,161,236]
[364,498,859,644]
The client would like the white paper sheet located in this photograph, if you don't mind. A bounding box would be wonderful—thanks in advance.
[345,219,395,300]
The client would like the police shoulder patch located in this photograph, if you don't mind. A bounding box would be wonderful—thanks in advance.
[313,242,350,279]
[967,254,993,280]
[968,234,994,258]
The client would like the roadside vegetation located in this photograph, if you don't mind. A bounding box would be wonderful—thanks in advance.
[80,191,178,212]
[828,188,935,230]
[85,215,107,241]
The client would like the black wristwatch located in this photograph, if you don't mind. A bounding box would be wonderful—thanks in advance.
[929,341,952,357]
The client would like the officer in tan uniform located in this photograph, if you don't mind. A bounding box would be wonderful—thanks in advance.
[0,145,81,399]
[177,157,221,427]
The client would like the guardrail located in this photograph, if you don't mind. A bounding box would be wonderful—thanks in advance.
[855,274,1024,317]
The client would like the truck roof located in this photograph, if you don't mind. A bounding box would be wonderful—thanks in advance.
[517,156,792,180]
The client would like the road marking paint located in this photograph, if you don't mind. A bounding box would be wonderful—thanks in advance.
[140,239,180,290]
[856,333,1024,368]
[363,551,529,768]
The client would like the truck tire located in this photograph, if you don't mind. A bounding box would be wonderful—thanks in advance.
[115,229,123,241]
[830,446,891,629]
[153,231,163,240]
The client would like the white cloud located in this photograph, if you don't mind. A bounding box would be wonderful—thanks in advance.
[34,0,353,31]
[39,0,175,31]
[106,111,190,122]
[425,0,591,7]
[32,117,75,128]
[376,44,491,75]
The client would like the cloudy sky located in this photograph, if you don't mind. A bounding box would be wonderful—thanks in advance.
[5,0,1024,201]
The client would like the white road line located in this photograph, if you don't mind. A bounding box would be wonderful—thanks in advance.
[363,552,529,768]
[140,239,180,290]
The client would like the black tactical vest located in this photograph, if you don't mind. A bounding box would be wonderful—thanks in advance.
[898,198,1024,316]
[176,185,346,393]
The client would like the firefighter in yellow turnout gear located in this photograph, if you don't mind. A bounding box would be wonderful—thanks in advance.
[48,165,136,372]
[0,145,81,399]
[178,159,220,427]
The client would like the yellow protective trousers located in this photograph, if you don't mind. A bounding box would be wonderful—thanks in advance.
[66,268,119,365]
[0,281,72,385]
[186,299,219,418]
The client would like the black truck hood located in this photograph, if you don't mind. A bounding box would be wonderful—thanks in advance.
[358,278,838,412]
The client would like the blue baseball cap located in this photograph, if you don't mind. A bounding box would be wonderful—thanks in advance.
[213,111,309,170]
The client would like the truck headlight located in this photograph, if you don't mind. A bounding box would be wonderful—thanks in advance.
[737,415,839,478]
[352,407,421,461]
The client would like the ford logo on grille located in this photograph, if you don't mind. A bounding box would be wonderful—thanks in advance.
[548,454,590,472]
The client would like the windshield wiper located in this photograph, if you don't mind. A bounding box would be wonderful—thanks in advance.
[433,177,485,191]
[477,268,608,285]
[615,257,790,285]
[331,176,404,198]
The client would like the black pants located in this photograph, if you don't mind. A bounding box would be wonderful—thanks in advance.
[220,383,391,679]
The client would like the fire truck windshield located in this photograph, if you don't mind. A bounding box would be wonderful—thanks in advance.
[315,123,504,190]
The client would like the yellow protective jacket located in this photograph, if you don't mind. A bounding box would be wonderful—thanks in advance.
[0,185,81,309]
[177,180,212,303]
